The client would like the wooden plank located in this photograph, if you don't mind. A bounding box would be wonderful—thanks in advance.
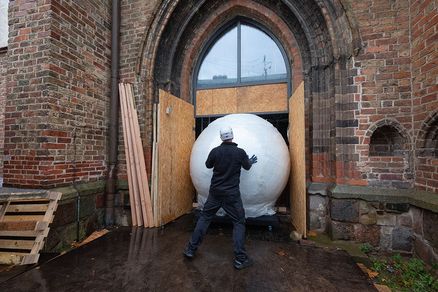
[30,237,46,254]
[21,253,40,265]
[0,253,26,265]
[120,83,143,226]
[6,204,48,213]
[289,81,307,238]
[0,230,41,237]
[0,194,49,202]
[152,103,161,226]
[124,84,148,227]
[119,83,138,226]
[3,215,45,222]
[157,90,195,225]
[0,201,10,221]
[0,239,35,250]
[43,199,56,223]
[47,191,62,201]
[151,103,159,227]
[126,84,154,227]
[35,221,49,231]
[196,83,288,116]
[0,221,36,231]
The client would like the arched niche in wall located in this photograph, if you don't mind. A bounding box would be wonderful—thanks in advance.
[369,125,409,157]
[365,119,413,189]
[417,112,438,158]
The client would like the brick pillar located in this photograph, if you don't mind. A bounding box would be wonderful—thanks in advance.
[3,0,111,188]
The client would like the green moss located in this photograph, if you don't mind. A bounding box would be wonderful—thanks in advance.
[307,233,368,260]
[52,181,105,202]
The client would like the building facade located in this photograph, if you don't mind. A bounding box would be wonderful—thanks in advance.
[0,0,436,262]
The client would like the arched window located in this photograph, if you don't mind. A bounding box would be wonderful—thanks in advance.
[0,0,8,48]
[196,22,289,89]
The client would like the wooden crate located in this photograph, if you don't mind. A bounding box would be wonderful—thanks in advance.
[0,191,61,265]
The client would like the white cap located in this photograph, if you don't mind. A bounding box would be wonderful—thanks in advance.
[220,127,233,141]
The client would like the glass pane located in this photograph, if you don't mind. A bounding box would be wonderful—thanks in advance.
[0,0,8,48]
[241,25,287,82]
[197,27,237,87]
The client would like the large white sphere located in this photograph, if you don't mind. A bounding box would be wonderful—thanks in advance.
[190,114,290,218]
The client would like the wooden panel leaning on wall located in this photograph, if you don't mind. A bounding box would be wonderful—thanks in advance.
[289,82,306,238]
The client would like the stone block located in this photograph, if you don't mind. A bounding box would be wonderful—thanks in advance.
[331,199,359,223]
[380,226,393,250]
[330,221,354,240]
[359,210,377,225]
[397,213,412,227]
[392,227,413,252]
[423,210,438,248]
[45,222,78,252]
[309,194,327,212]
[371,202,385,211]
[354,224,380,246]
[44,228,61,251]
[309,212,321,230]
[385,203,410,213]
[377,213,396,226]
[79,195,97,219]
[413,235,437,266]
[359,200,376,215]
[52,201,76,227]
[391,181,412,189]
[410,207,423,235]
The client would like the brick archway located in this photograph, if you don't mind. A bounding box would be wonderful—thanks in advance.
[139,0,363,185]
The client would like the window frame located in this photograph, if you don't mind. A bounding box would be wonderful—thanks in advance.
[0,0,8,50]
[193,19,291,94]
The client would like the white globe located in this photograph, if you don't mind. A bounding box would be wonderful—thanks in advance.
[190,114,290,218]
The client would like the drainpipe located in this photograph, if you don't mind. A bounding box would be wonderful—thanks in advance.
[105,0,120,226]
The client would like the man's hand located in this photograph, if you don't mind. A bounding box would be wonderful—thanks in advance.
[249,155,258,165]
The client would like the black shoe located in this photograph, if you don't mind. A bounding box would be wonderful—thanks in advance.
[183,248,195,259]
[233,258,253,270]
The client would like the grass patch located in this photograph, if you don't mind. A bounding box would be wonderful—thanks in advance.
[359,243,374,255]
[371,254,438,292]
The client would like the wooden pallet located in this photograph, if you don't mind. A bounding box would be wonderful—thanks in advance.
[0,191,61,265]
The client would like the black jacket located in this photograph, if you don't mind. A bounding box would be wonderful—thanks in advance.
[205,142,252,195]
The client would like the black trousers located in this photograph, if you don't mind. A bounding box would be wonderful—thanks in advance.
[188,192,248,261]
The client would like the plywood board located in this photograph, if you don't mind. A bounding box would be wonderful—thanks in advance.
[237,83,288,113]
[196,83,288,116]
[157,90,195,225]
[289,81,307,238]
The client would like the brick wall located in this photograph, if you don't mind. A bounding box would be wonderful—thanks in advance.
[349,0,415,189]
[411,0,438,193]
[0,49,6,181]
[1,0,436,194]
[3,0,111,188]
[117,0,159,182]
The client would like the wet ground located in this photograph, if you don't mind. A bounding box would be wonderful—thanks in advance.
[0,215,375,291]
